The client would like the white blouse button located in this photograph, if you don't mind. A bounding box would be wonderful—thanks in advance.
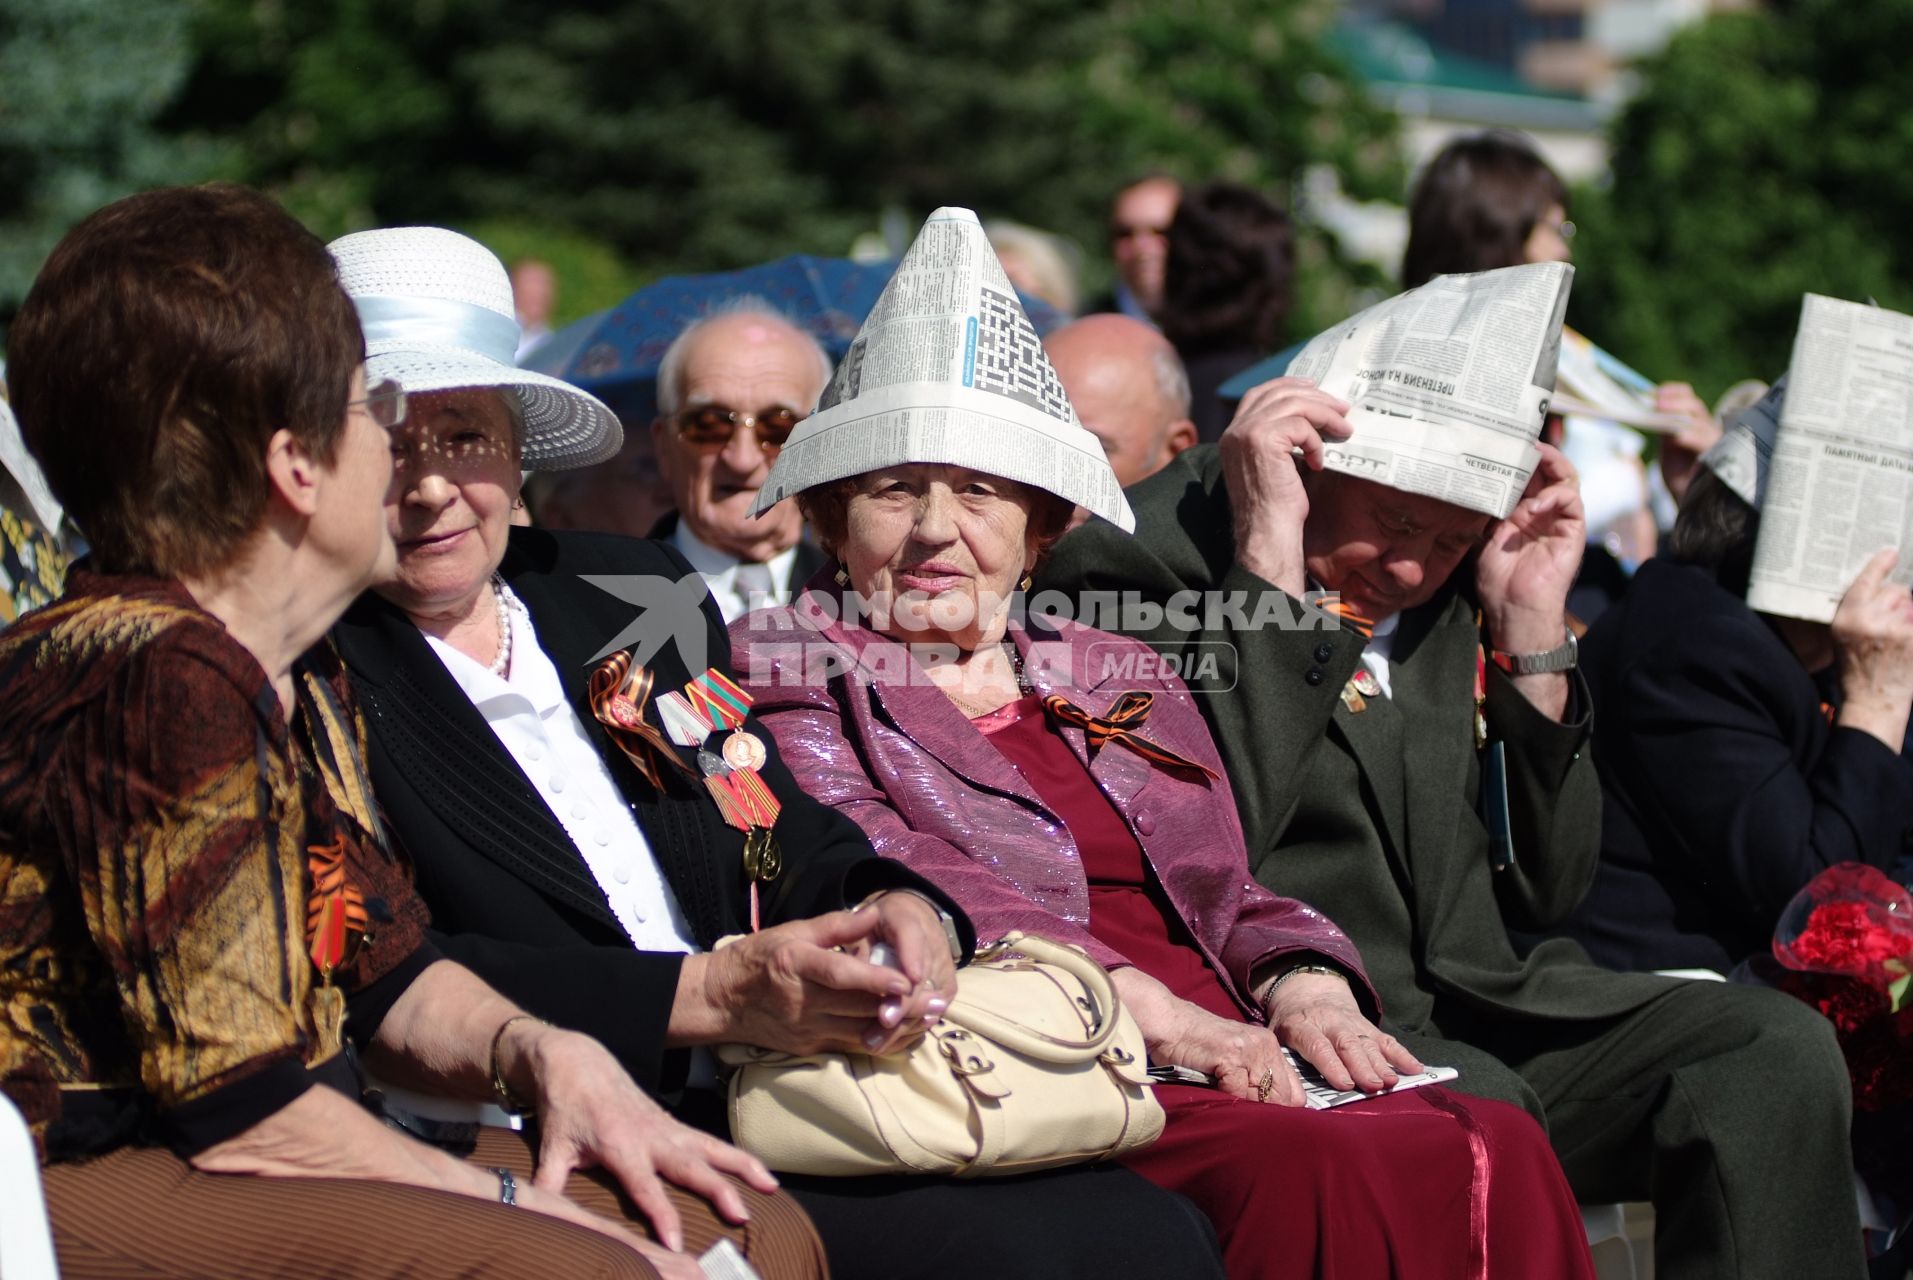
[549,774,567,794]
[613,864,633,884]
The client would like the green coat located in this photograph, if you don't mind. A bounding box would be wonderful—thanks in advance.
[1040,446,1678,1103]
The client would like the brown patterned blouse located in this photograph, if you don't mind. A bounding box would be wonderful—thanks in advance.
[0,571,433,1161]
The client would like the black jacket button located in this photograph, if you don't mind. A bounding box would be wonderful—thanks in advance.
[1305,668,1325,686]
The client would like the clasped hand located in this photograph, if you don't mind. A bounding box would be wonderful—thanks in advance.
[680,892,958,1058]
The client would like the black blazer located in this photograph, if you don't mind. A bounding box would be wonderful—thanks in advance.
[333,528,967,1096]
[1560,557,1913,974]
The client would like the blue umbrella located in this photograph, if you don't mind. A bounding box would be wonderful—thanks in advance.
[1217,339,1311,402]
[520,253,1066,424]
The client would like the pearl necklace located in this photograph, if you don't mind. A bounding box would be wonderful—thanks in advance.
[488,574,518,678]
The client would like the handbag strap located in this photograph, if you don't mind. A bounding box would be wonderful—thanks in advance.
[945,932,1129,1064]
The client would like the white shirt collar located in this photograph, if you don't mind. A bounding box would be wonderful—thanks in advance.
[670,520,800,622]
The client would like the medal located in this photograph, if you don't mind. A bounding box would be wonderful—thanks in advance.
[686,668,754,731]
[722,730,767,772]
[697,748,732,778]
[1351,668,1382,698]
[656,690,714,747]
[608,695,643,730]
[742,826,783,882]
[1339,683,1367,714]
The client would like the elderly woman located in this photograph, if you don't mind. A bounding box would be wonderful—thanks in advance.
[0,187,820,1280]
[729,343,1597,1279]
[326,227,1227,1280]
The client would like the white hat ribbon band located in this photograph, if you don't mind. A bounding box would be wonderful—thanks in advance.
[354,294,521,365]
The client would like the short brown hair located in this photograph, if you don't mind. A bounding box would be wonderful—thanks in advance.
[7,184,364,577]
[799,475,1075,570]
[1401,131,1568,289]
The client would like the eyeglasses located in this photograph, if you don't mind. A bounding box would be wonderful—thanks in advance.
[663,404,805,449]
[1109,222,1170,244]
[349,378,408,429]
[1541,218,1577,243]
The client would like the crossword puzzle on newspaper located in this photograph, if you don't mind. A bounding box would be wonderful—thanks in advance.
[973,288,1073,420]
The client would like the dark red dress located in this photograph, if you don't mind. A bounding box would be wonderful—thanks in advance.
[977,696,1594,1280]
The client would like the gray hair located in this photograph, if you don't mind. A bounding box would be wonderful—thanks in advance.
[1150,345,1192,420]
[655,296,834,415]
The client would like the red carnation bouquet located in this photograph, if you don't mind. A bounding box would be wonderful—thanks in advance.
[1770,862,1913,1245]
[1772,862,1913,1111]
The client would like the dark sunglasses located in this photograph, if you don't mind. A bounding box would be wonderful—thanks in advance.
[662,404,805,448]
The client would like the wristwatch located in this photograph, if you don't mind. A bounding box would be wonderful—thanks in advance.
[866,889,964,962]
[1487,628,1578,676]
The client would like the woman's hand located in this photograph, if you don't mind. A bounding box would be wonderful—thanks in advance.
[1261,970,1423,1096]
[503,1022,779,1253]
[1832,547,1913,753]
[1113,967,1303,1105]
[1656,382,1723,506]
[1219,377,1354,598]
[193,1082,696,1272]
[671,908,943,1056]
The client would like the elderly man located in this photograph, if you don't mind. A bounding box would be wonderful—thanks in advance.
[649,303,831,621]
[1044,315,1196,488]
[1040,377,1866,1280]
[1094,175,1180,323]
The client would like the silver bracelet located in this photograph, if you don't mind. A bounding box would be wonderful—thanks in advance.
[493,1166,518,1206]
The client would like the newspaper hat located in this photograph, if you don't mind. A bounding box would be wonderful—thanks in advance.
[1699,376,1786,509]
[751,208,1133,531]
[1283,260,1574,520]
[329,228,622,470]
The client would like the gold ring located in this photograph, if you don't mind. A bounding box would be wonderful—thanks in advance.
[1256,1068,1276,1103]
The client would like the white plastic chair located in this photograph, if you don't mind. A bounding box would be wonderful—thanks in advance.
[1583,1203,1636,1280]
[0,1092,60,1279]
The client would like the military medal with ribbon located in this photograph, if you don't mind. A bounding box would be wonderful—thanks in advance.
[620,663,784,927]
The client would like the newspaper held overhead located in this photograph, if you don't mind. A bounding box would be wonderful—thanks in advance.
[1284,261,1575,520]
[752,207,1133,531]
[1743,296,1913,623]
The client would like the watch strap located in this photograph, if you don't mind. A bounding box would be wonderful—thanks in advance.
[1487,628,1577,676]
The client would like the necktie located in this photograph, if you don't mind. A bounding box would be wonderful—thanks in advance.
[734,560,776,610]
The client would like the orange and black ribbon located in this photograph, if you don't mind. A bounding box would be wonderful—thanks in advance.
[1318,596,1376,639]
[1042,692,1217,779]
[307,834,369,980]
[589,651,696,792]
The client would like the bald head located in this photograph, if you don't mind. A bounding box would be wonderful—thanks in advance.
[653,304,829,563]
[1045,314,1196,488]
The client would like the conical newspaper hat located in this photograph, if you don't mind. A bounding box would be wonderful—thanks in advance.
[752,207,1133,531]
[1700,376,1786,509]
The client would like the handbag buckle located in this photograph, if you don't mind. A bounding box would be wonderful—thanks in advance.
[937,1029,998,1077]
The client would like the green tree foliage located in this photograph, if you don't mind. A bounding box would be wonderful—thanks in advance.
[1572,0,1913,398]
[159,0,1399,336]
[0,0,219,326]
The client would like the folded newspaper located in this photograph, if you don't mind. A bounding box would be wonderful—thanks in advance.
[1285,261,1574,519]
[752,207,1133,530]
[1736,295,1913,623]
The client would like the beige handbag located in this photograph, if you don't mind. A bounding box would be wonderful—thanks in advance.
[715,931,1164,1177]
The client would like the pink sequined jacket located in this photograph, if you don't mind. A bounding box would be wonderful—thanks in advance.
[729,584,1378,1017]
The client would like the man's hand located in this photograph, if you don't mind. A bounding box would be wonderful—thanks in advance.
[671,909,941,1056]
[1261,971,1422,1096]
[1832,547,1913,754]
[1219,377,1353,597]
[1476,444,1584,720]
[507,1023,780,1254]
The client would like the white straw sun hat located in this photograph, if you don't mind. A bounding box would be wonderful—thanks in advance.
[328,227,622,470]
